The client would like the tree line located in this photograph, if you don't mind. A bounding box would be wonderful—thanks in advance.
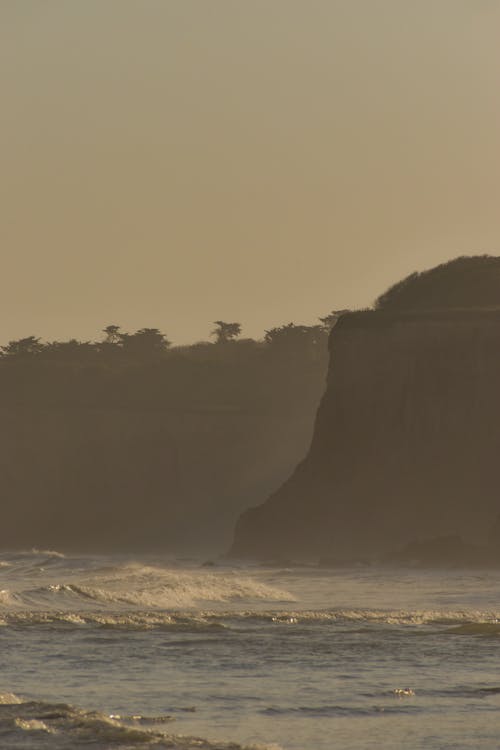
[0,312,348,413]
[0,312,347,364]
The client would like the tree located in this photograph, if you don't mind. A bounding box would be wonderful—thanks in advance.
[264,323,327,361]
[1,336,44,357]
[102,325,121,344]
[264,323,323,347]
[119,328,171,358]
[211,321,242,344]
[40,339,97,362]
[374,256,500,311]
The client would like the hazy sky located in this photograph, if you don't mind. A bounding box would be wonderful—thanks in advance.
[2,1,500,344]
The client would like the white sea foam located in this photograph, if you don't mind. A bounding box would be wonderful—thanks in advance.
[3,557,500,750]
[0,590,14,606]
[29,548,66,559]
[3,564,295,612]
[201,608,500,627]
[1,607,499,632]
[0,693,23,705]
[0,695,281,749]
[0,611,224,630]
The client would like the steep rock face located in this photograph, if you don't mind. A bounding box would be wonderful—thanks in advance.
[230,308,500,560]
[0,407,315,553]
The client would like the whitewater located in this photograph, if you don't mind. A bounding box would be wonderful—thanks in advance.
[2,550,500,748]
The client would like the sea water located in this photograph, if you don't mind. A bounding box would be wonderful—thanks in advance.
[1,550,500,749]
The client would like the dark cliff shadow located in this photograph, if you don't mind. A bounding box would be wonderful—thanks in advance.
[229,256,500,563]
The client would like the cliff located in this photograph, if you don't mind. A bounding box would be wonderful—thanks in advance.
[0,333,328,553]
[0,405,317,554]
[230,304,500,561]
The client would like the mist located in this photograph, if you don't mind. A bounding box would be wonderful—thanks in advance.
[2,3,500,749]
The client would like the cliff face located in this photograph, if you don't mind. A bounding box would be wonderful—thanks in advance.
[0,335,328,554]
[230,309,500,560]
[0,407,315,553]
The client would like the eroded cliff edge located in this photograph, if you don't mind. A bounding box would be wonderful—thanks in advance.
[230,307,500,561]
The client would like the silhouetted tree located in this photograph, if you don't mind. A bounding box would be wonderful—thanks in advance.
[119,328,170,358]
[0,315,330,413]
[211,321,242,344]
[375,255,500,311]
[1,336,44,357]
[264,323,324,347]
[103,325,121,344]
[264,323,327,362]
[41,339,97,362]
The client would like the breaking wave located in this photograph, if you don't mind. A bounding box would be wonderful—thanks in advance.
[0,611,228,630]
[17,571,294,611]
[0,694,281,749]
[29,548,66,559]
[0,557,296,615]
[2,552,500,635]
[1,608,500,632]
[196,608,500,627]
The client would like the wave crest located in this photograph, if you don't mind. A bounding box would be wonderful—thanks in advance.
[6,567,295,611]
[1,607,500,632]
[0,695,281,749]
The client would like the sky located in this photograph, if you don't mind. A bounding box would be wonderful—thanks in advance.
[1,0,500,345]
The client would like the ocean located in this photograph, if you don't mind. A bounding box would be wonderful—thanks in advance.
[1,549,500,749]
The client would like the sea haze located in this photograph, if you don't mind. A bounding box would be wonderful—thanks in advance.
[2,549,500,749]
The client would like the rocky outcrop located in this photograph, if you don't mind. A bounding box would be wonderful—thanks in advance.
[230,305,500,561]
